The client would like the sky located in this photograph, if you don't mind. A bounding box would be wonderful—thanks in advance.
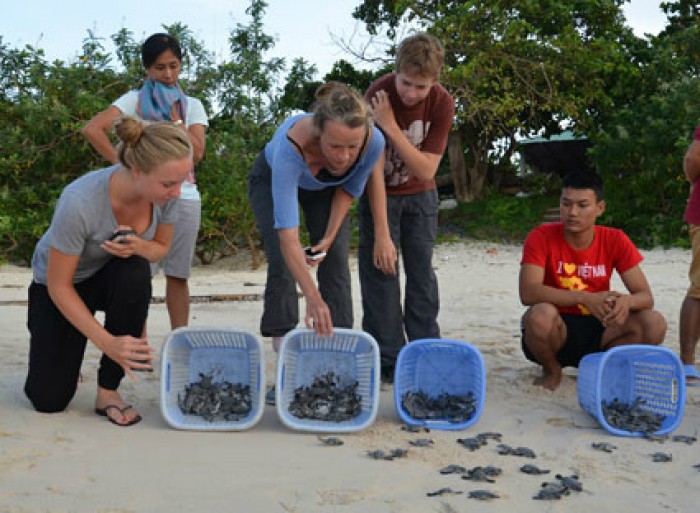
[0,0,667,77]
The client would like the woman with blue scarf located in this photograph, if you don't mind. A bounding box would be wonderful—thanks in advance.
[83,33,208,330]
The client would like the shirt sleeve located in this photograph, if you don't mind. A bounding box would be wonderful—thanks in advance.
[46,189,91,256]
[112,91,138,116]
[185,96,209,127]
[270,142,305,230]
[612,229,643,274]
[521,226,548,267]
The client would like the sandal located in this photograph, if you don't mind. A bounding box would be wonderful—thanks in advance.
[95,404,142,427]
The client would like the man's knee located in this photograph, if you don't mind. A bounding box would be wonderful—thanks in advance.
[640,310,667,345]
[523,303,561,335]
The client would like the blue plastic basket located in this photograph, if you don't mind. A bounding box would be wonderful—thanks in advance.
[160,326,265,431]
[276,328,380,433]
[577,345,685,437]
[394,339,486,430]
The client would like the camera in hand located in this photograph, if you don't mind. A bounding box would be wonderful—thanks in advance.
[109,229,136,243]
[304,247,326,260]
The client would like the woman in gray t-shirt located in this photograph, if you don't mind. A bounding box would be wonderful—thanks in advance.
[25,116,192,427]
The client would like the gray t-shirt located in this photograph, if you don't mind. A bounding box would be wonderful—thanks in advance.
[31,165,178,284]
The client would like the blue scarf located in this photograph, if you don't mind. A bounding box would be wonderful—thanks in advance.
[137,78,187,123]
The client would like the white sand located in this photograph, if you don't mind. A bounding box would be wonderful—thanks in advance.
[1,241,698,512]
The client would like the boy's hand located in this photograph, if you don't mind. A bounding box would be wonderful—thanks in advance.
[369,90,397,130]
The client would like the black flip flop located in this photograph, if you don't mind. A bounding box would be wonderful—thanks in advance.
[95,404,142,427]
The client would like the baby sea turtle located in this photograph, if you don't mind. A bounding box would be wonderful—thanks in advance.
[318,436,344,446]
[457,437,485,451]
[520,464,550,475]
[440,464,467,475]
[693,463,700,471]
[409,438,434,447]
[591,442,617,453]
[476,431,503,443]
[672,435,697,445]
[367,450,393,460]
[462,468,495,483]
[650,452,672,462]
[498,444,536,458]
[467,490,500,501]
[533,482,569,501]
[556,474,583,492]
[289,372,361,422]
[426,487,463,497]
[645,433,670,443]
[390,448,409,459]
[401,390,477,423]
[401,423,429,433]
[603,397,665,434]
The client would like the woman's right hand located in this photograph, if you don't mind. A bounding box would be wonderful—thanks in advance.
[304,294,334,336]
[105,335,155,379]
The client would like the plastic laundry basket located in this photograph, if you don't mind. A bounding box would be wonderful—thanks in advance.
[394,338,486,430]
[577,345,685,437]
[160,326,265,431]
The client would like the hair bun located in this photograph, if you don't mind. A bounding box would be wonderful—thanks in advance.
[114,116,146,146]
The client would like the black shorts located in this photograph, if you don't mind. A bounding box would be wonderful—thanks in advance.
[521,313,605,368]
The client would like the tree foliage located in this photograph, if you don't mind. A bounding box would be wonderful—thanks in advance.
[0,0,314,264]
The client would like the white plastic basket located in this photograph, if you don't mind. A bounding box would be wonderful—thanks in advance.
[276,328,380,433]
[160,326,265,431]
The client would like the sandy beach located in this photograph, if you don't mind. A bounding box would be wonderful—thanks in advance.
[1,240,698,513]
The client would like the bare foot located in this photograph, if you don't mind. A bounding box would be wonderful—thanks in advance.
[534,367,563,391]
[95,388,141,426]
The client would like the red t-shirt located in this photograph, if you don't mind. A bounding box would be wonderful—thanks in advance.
[365,73,455,195]
[521,223,643,315]
[684,125,700,225]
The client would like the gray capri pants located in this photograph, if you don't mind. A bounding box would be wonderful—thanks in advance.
[151,198,201,279]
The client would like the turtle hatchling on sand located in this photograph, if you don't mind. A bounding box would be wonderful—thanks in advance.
[556,474,583,492]
[440,464,467,475]
[533,482,569,501]
[401,424,429,433]
[693,463,700,471]
[462,468,495,483]
[467,490,500,501]
[318,436,344,446]
[520,464,550,475]
[477,431,503,443]
[426,487,463,497]
[591,442,617,453]
[672,435,697,445]
[498,444,536,458]
[462,465,502,483]
[457,437,485,451]
[650,452,672,462]
[409,438,434,447]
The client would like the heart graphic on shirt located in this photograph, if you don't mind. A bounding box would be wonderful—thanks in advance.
[563,263,577,275]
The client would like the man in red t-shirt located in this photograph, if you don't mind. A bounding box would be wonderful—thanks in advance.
[519,171,666,390]
[680,127,700,384]
[358,33,456,383]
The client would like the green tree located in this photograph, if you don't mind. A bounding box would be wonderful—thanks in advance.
[352,0,644,200]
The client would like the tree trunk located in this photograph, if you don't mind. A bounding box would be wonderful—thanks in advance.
[447,131,468,201]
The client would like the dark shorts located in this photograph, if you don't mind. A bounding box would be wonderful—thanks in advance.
[521,313,605,368]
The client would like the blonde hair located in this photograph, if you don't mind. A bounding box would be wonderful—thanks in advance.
[395,33,445,80]
[311,82,372,133]
[114,116,192,173]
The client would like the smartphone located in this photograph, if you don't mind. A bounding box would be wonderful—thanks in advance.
[304,247,326,260]
[109,229,136,243]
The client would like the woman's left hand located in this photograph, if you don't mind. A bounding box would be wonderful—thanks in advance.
[101,227,140,258]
